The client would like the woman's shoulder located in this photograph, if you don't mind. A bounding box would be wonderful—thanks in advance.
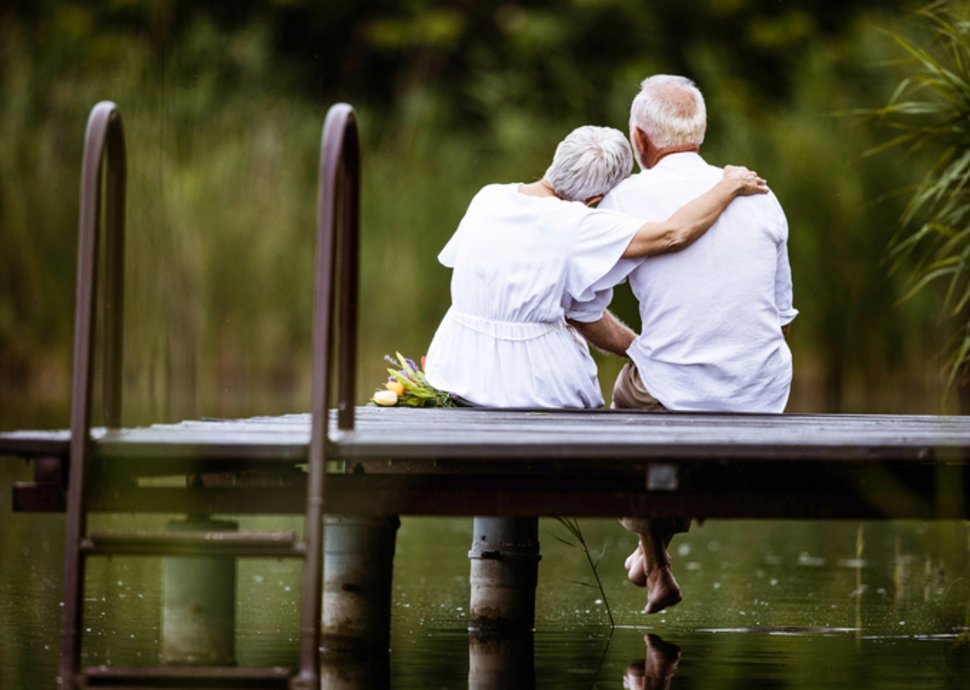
[472,182,519,202]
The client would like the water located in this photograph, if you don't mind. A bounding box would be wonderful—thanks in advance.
[1,461,968,689]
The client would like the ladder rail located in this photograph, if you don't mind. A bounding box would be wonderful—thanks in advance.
[59,101,127,688]
[55,100,362,689]
[295,103,361,688]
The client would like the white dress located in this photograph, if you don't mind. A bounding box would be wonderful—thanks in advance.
[425,183,641,408]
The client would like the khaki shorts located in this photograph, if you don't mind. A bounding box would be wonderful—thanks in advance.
[611,361,665,411]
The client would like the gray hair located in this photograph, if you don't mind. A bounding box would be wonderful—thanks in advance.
[630,75,707,151]
[544,125,633,202]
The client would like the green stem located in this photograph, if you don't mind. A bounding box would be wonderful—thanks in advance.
[561,517,614,629]
[580,530,615,629]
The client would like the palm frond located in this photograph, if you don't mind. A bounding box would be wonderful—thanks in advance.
[865,2,970,393]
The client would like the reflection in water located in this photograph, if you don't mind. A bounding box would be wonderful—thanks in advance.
[623,634,680,690]
[321,649,389,690]
[1,503,969,689]
[468,632,535,690]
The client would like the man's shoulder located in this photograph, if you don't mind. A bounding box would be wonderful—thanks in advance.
[601,173,659,210]
[614,162,722,190]
[602,164,720,213]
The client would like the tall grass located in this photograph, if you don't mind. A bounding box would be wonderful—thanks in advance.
[867,1,970,396]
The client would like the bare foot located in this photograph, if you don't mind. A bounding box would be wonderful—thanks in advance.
[625,546,647,587]
[644,565,682,614]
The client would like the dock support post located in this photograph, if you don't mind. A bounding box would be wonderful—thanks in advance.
[468,517,540,633]
[322,515,400,651]
[160,517,237,665]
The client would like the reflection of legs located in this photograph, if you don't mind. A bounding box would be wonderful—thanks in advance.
[620,518,688,614]
[623,634,681,690]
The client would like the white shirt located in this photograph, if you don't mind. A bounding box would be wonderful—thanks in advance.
[599,152,797,412]
[425,183,641,408]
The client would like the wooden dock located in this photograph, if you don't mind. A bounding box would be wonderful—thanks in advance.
[4,406,968,520]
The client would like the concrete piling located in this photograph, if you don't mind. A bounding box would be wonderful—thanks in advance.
[468,517,540,633]
[322,515,400,651]
[160,517,237,665]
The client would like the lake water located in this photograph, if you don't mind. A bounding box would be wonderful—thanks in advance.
[1,461,968,689]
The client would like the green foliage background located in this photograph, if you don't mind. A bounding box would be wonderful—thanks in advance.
[0,0,959,426]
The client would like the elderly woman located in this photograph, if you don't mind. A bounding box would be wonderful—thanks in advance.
[425,124,766,408]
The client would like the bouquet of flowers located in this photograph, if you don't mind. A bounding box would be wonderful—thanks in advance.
[371,352,465,408]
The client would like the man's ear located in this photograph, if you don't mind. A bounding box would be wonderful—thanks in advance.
[633,128,650,159]
[584,193,604,207]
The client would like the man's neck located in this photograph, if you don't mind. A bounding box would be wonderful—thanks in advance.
[649,145,700,168]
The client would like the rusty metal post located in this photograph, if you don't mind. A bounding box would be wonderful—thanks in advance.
[59,101,126,688]
[336,117,360,433]
[321,515,399,651]
[468,517,540,633]
[295,103,361,690]
[160,518,238,665]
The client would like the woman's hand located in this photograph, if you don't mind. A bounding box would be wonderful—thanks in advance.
[722,165,769,196]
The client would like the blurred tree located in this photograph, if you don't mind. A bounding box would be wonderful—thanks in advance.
[0,0,956,422]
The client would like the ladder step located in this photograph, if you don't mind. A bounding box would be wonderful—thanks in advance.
[80,664,292,687]
[81,530,304,557]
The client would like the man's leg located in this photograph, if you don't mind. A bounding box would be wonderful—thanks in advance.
[610,361,665,412]
[613,363,687,613]
[620,518,686,614]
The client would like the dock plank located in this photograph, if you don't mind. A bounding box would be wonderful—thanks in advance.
[2,408,968,463]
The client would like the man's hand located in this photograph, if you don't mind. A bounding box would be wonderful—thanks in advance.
[568,310,638,357]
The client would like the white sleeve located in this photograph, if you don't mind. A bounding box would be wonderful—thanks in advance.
[772,205,798,325]
[437,230,460,268]
[775,241,798,325]
[565,208,641,303]
[563,287,614,323]
[439,187,489,267]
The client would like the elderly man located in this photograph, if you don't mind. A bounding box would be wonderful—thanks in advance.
[595,75,798,614]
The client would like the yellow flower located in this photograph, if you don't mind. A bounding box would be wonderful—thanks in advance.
[373,390,399,406]
[386,380,406,396]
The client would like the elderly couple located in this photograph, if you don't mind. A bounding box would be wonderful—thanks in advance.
[424,75,797,614]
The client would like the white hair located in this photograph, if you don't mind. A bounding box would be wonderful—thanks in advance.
[630,75,707,151]
[544,125,633,202]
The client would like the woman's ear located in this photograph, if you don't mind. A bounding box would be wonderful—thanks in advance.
[584,194,604,207]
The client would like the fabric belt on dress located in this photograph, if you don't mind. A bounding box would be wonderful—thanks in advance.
[447,307,565,342]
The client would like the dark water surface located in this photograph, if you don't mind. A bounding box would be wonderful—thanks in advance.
[1,461,968,689]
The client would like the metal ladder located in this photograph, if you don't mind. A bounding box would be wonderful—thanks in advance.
[57,101,361,689]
